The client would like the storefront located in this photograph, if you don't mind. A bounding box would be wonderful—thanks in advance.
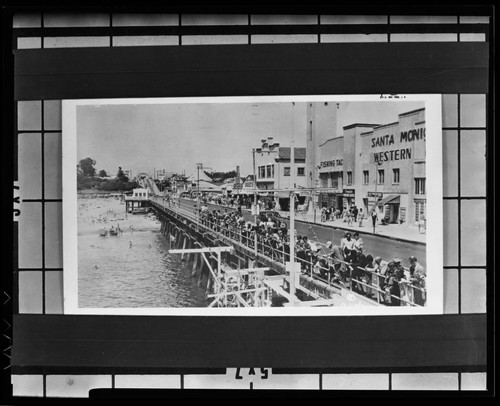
[318,191,342,209]
[377,194,401,223]
[342,188,356,210]
[318,136,344,210]
[365,191,382,215]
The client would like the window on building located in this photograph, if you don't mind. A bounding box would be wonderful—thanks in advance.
[378,169,385,184]
[266,165,273,178]
[415,178,426,195]
[363,170,369,184]
[346,171,353,185]
[258,166,265,179]
[393,168,400,184]
[309,121,313,141]
[415,200,426,222]
[284,167,290,176]
[331,174,339,189]
[297,167,305,176]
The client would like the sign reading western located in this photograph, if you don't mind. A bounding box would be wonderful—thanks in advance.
[371,127,425,164]
[374,148,412,164]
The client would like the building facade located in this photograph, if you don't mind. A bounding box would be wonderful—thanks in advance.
[122,169,132,179]
[357,108,426,225]
[254,137,307,210]
[305,102,341,190]
[132,188,149,199]
[316,108,426,226]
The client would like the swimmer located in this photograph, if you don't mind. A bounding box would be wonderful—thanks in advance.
[129,241,133,248]
[94,265,98,270]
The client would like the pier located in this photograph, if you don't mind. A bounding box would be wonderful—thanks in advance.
[142,195,424,308]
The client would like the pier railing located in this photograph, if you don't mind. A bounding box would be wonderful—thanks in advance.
[150,196,426,307]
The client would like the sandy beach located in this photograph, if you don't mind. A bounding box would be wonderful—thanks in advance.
[77,195,160,236]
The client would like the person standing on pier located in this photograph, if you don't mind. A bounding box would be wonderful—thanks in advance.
[371,209,378,230]
[409,256,426,306]
[353,232,364,253]
[327,241,346,284]
[358,208,365,227]
[340,232,355,257]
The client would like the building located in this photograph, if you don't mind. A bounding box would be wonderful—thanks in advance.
[170,174,191,194]
[254,137,307,210]
[155,169,166,181]
[305,102,341,189]
[316,107,426,226]
[132,188,149,199]
[357,108,426,225]
[240,175,256,194]
[122,169,132,179]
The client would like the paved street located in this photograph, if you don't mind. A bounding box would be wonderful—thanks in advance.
[178,198,426,269]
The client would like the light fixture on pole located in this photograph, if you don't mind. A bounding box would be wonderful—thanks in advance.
[196,163,211,230]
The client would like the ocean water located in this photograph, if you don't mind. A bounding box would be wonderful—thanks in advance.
[77,197,208,308]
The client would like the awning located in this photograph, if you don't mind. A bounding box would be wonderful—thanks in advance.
[377,194,400,206]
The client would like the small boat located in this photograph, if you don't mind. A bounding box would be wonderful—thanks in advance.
[109,229,119,236]
[98,229,107,237]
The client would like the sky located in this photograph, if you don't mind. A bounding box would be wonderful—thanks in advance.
[76,99,425,179]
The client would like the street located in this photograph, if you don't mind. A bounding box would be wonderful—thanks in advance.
[178,198,426,269]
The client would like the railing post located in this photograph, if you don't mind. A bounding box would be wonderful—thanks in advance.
[349,266,353,291]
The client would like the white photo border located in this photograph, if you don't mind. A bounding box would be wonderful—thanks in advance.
[63,94,443,316]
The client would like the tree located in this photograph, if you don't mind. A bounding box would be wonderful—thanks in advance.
[79,157,97,177]
[117,166,129,182]
[98,169,108,178]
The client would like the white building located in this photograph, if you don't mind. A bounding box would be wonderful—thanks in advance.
[155,169,167,181]
[254,137,307,210]
[132,188,149,199]
[305,101,341,189]
[122,169,132,179]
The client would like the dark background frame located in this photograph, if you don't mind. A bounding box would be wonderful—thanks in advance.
[2,3,495,396]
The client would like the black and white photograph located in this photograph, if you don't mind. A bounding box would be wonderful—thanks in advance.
[63,95,443,315]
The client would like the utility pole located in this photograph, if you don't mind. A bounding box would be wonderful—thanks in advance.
[289,138,296,303]
[196,163,202,231]
[252,149,258,257]
[196,163,212,231]
[372,159,380,234]
[288,102,296,303]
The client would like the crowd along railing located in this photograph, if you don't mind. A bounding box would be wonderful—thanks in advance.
[150,196,426,307]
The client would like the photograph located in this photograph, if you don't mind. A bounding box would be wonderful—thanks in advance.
[63,95,443,316]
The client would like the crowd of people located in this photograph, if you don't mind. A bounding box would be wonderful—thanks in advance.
[192,205,426,307]
[320,205,368,227]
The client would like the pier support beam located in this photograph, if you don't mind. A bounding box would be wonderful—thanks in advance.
[181,236,187,259]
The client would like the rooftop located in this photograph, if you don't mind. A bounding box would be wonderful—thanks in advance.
[319,136,343,147]
[399,107,425,117]
[343,123,380,130]
[375,121,400,130]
